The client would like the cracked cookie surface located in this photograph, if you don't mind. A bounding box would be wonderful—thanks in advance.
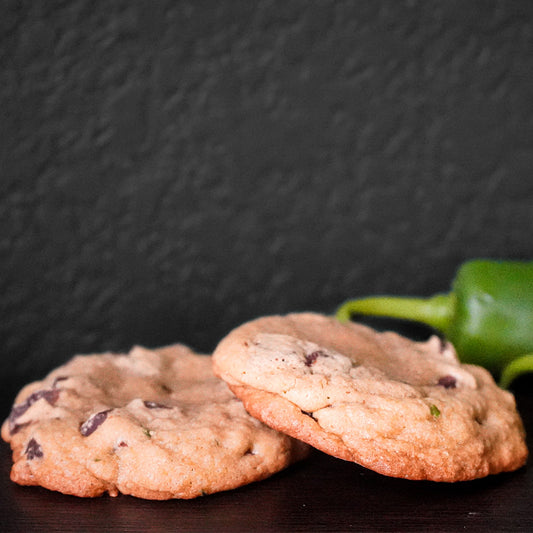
[212,313,528,482]
[2,344,309,499]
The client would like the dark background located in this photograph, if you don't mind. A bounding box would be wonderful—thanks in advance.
[2,0,533,407]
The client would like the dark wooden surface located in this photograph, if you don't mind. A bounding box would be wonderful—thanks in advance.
[1,385,532,532]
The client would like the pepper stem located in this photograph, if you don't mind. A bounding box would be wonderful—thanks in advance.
[499,354,533,389]
[335,293,454,334]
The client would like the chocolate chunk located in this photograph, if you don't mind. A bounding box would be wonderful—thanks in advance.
[80,409,111,437]
[438,375,457,389]
[25,438,43,460]
[304,351,326,367]
[143,401,171,409]
[8,389,60,434]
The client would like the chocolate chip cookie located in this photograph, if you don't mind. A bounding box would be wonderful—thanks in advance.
[2,344,310,499]
[212,313,528,482]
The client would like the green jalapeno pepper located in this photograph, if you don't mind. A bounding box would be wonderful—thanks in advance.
[336,259,533,388]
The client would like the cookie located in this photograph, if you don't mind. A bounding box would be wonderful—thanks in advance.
[212,313,528,482]
[1,344,310,499]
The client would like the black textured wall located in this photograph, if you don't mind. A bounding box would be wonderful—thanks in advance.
[2,1,533,397]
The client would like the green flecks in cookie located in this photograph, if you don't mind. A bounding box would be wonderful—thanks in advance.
[429,404,441,418]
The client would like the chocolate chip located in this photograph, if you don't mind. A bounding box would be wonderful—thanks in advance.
[43,389,60,404]
[143,401,170,409]
[8,404,30,432]
[25,438,43,460]
[8,389,60,434]
[10,422,31,435]
[80,409,111,436]
[52,376,68,388]
[304,351,326,367]
[438,375,457,389]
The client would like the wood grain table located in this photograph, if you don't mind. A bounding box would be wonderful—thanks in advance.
[1,381,532,532]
